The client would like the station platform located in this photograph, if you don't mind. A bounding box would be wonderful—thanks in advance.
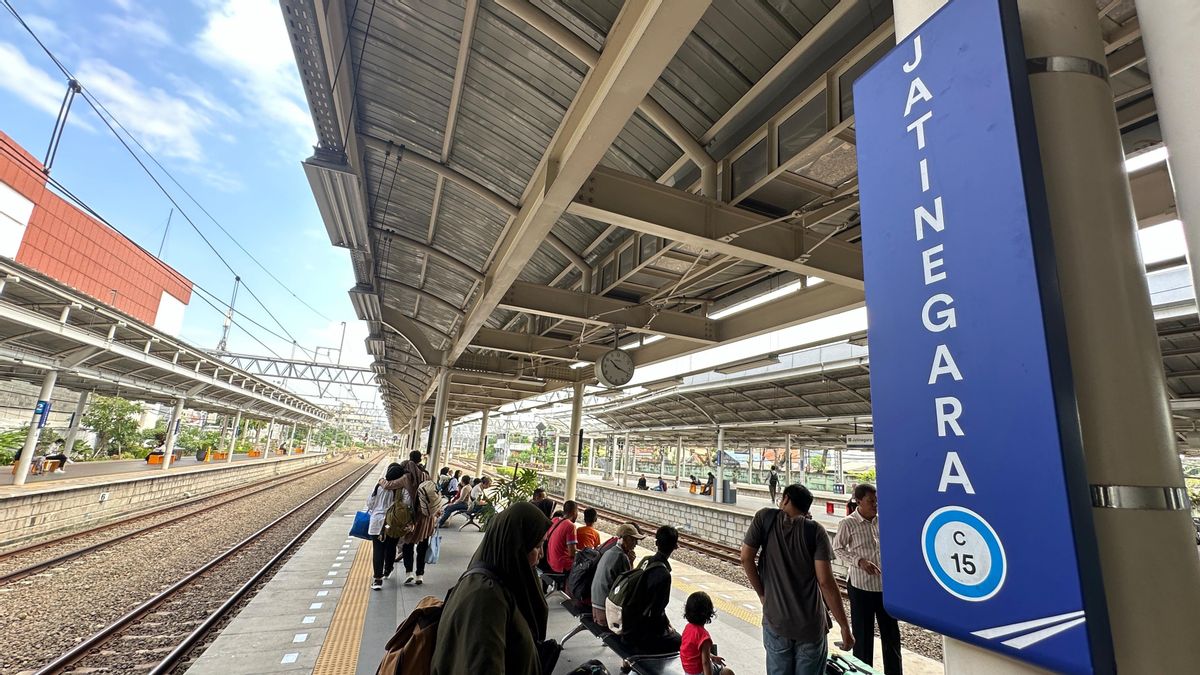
[0,451,329,494]
[188,461,940,675]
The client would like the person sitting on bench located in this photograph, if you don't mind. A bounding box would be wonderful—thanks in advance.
[703,472,716,496]
[618,525,682,655]
[637,474,649,490]
[531,488,556,519]
[44,440,69,473]
[546,500,580,573]
[438,476,490,527]
[591,523,644,627]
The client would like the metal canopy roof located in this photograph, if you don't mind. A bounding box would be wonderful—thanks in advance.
[0,259,327,424]
[284,0,1171,432]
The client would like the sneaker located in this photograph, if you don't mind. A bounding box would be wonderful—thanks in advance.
[383,566,393,578]
[371,579,382,590]
[415,575,423,585]
[404,574,415,586]
[53,469,65,474]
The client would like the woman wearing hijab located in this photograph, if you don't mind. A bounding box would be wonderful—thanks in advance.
[365,462,404,590]
[432,501,555,675]
[379,453,442,585]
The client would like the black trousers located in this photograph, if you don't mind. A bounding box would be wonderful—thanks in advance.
[371,536,397,580]
[848,584,903,674]
[401,539,429,575]
[621,625,681,656]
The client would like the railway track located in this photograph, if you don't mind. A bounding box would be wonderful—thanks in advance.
[0,457,347,584]
[31,454,382,675]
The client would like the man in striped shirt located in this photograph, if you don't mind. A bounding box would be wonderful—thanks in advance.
[834,483,902,674]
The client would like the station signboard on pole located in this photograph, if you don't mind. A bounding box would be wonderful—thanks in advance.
[852,1,1112,672]
[845,434,874,449]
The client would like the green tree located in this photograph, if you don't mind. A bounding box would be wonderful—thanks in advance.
[83,396,144,458]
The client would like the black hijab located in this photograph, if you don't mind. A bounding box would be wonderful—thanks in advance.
[469,501,551,641]
[373,462,404,495]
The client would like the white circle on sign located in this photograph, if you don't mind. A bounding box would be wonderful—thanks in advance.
[921,506,1006,602]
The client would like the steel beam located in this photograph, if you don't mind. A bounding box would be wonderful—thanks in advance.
[448,0,710,364]
[569,166,864,288]
[471,327,611,362]
[499,281,716,344]
[380,304,445,366]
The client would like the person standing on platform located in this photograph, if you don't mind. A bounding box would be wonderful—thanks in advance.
[381,454,439,585]
[834,484,901,674]
[768,465,779,504]
[619,525,682,655]
[432,502,555,675]
[366,463,404,590]
[576,508,601,549]
[741,484,853,675]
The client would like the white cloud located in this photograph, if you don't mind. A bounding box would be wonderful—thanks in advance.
[0,42,94,131]
[100,13,171,47]
[77,58,214,162]
[194,0,315,152]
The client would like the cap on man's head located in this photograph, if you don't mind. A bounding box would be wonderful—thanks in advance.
[615,523,646,539]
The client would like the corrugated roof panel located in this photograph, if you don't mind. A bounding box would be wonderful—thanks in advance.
[366,155,438,242]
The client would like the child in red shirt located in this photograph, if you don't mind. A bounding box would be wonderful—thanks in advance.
[680,592,735,675]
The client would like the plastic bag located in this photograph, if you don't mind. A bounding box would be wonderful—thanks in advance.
[349,510,372,540]
[425,532,441,564]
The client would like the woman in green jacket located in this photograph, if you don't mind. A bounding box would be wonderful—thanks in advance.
[432,501,552,674]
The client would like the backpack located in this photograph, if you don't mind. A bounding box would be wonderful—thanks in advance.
[566,537,618,606]
[384,495,414,537]
[417,479,444,519]
[375,567,498,675]
[604,557,666,635]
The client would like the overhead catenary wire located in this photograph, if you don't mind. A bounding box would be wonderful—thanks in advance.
[2,0,330,343]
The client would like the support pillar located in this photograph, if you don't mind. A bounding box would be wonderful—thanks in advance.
[891,0,1200,671]
[659,444,666,478]
[263,418,275,460]
[588,437,596,475]
[60,389,90,462]
[286,424,296,455]
[552,432,560,474]
[784,433,792,486]
[411,405,424,453]
[429,368,451,469]
[566,381,584,500]
[304,424,312,454]
[621,433,631,487]
[606,434,615,480]
[714,427,724,504]
[162,397,185,471]
[13,370,58,486]
[475,409,489,477]
[228,410,241,463]
[1137,0,1200,300]
[674,435,684,487]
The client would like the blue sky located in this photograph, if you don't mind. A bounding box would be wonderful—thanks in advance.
[1,0,376,402]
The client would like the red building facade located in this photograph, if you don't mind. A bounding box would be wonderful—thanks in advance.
[0,132,192,334]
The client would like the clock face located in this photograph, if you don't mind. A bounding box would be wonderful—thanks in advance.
[597,348,635,388]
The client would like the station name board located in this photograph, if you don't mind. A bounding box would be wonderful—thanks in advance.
[852,1,1112,672]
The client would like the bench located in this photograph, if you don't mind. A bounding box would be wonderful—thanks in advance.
[556,599,682,675]
[145,453,179,465]
[247,450,262,458]
[538,568,569,598]
[10,459,60,475]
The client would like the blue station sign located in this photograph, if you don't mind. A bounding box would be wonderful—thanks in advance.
[852,1,1112,673]
[35,400,51,429]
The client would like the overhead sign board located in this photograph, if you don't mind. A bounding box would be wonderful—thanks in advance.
[845,434,874,448]
[852,1,1112,673]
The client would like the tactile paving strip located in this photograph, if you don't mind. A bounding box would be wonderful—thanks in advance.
[313,540,372,675]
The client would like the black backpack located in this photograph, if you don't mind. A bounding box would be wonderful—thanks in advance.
[566,537,618,607]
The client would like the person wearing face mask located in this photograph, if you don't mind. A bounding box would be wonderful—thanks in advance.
[432,501,559,674]
[834,483,901,674]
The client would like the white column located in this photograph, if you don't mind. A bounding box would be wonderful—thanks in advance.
[784,433,792,485]
[162,397,185,470]
[623,433,633,487]
[227,410,242,463]
[552,432,560,473]
[836,448,844,488]
[714,427,725,503]
[411,405,424,453]
[263,418,275,460]
[429,368,451,468]
[659,444,666,477]
[304,424,313,454]
[674,435,684,487]
[475,409,489,476]
[588,437,596,475]
[61,389,90,460]
[566,381,584,500]
[13,370,58,486]
[1137,0,1200,299]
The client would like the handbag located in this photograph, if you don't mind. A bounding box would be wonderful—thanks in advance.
[350,510,372,540]
[425,533,442,564]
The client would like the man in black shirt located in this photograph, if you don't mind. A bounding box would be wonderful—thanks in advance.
[530,487,556,519]
[622,525,682,655]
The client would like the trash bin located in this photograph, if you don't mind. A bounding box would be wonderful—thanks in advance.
[721,479,737,504]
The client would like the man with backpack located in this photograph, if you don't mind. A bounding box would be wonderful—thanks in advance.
[741,484,853,675]
[607,525,682,655]
[588,523,644,626]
